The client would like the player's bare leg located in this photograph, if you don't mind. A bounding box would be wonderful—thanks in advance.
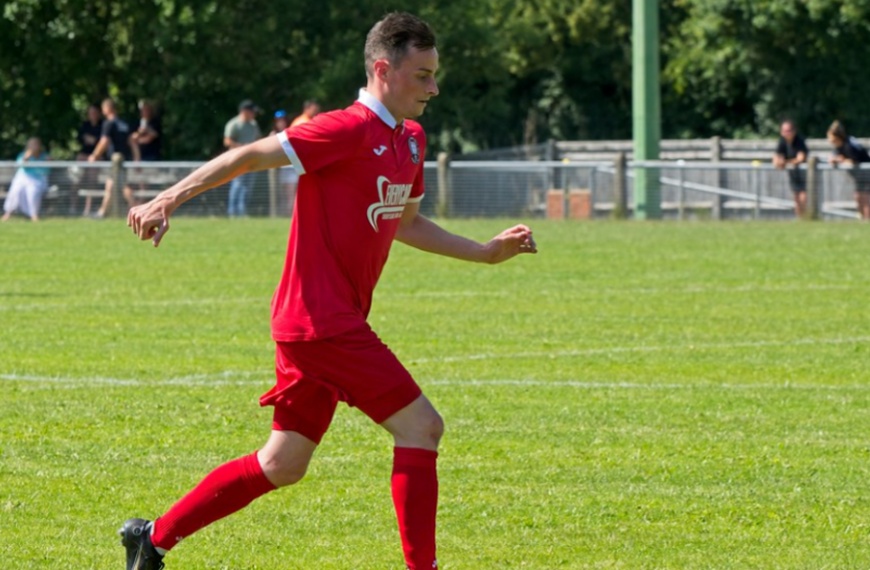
[257,429,318,487]
[382,395,443,570]
[120,431,315,569]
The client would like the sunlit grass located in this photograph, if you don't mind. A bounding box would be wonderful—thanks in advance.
[1,218,869,568]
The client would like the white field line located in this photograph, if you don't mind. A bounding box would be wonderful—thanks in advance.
[0,297,266,312]
[0,283,862,312]
[2,373,869,392]
[427,380,870,391]
[0,371,271,387]
[2,335,868,390]
[409,335,870,364]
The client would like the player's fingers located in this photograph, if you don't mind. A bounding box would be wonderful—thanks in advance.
[151,220,168,247]
[517,233,537,254]
[499,225,530,243]
[151,206,171,247]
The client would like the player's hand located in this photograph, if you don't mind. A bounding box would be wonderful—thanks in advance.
[482,224,537,264]
[128,197,173,247]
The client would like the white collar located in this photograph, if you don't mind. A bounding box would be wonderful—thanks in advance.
[357,88,401,129]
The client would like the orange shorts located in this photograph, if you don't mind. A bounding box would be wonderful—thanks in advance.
[259,324,422,444]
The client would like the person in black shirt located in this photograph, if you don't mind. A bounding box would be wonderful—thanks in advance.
[827,120,870,219]
[87,98,140,217]
[72,103,104,214]
[132,99,162,161]
[89,98,136,162]
[772,119,809,217]
[77,104,103,159]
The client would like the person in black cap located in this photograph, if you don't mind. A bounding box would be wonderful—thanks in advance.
[223,99,262,216]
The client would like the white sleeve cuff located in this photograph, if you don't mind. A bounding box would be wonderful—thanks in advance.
[276,131,305,176]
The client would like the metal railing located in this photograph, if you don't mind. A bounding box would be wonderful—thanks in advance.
[1,156,867,220]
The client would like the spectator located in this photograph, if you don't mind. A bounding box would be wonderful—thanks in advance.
[270,110,297,216]
[223,99,262,216]
[290,99,320,127]
[2,137,51,222]
[772,119,809,217]
[132,99,162,161]
[77,103,103,160]
[73,103,104,214]
[827,120,870,220]
[87,97,140,218]
[269,109,289,135]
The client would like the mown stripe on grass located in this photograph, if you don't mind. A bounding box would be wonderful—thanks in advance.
[3,373,869,392]
[0,283,863,312]
[410,335,870,363]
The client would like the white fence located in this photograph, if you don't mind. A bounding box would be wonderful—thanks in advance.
[1,157,867,220]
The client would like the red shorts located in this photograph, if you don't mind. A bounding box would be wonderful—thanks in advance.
[259,324,422,444]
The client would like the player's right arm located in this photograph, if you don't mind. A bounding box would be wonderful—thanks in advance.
[128,135,289,246]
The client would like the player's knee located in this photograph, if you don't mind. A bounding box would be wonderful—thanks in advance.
[259,452,311,487]
[412,409,444,448]
[429,411,445,445]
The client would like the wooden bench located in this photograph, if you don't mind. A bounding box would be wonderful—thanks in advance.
[76,168,177,214]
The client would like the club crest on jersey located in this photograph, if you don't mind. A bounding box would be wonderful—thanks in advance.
[408,136,419,164]
[367,175,412,232]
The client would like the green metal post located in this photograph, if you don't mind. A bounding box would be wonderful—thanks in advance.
[632,0,661,219]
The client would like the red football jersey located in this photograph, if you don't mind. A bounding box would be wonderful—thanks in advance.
[271,90,426,341]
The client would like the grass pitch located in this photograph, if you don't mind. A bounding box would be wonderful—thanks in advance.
[1,218,869,569]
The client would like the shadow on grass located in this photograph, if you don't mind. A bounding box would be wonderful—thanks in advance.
[0,292,60,298]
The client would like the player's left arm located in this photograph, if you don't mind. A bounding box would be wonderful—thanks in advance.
[395,201,537,264]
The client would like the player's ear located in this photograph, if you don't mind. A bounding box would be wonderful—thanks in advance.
[373,58,390,81]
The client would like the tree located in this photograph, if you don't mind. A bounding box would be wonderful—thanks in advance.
[4,0,869,159]
[663,0,870,138]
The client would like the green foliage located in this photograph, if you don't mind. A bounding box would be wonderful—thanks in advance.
[2,219,870,568]
[2,0,869,158]
[664,0,870,137]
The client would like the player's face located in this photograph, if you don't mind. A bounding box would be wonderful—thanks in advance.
[387,46,439,119]
[780,122,795,143]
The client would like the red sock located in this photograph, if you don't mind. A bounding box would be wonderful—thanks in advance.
[391,447,439,570]
[151,452,275,551]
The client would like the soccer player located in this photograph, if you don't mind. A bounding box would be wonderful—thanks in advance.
[122,12,536,570]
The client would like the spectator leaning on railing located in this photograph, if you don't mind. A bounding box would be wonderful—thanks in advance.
[827,120,870,220]
[772,119,809,218]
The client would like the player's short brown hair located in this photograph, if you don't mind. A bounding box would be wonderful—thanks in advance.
[364,12,436,78]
